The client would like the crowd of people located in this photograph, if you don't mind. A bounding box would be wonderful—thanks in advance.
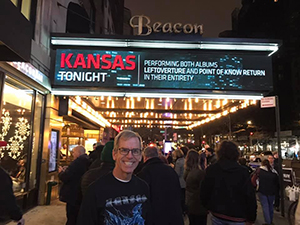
[57,130,283,225]
[1,130,282,225]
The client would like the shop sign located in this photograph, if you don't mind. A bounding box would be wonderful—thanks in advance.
[130,15,203,36]
[54,49,273,92]
[7,62,51,91]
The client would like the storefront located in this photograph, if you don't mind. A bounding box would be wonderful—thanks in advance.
[0,61,50,209]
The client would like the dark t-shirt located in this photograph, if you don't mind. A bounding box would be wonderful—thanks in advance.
[77,172,151,225]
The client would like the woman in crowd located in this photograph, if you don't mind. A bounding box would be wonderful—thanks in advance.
[173,149,186,214]
[184,150,207,225]
[252,159,279,225]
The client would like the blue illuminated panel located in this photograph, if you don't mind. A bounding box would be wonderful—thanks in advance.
[53,49,273,91]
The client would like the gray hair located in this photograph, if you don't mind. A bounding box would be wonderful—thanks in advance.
[73,145,86,155]
[144,146,159,159]
[113,130,142,152]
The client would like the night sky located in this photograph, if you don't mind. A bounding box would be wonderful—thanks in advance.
[125,0,241,38]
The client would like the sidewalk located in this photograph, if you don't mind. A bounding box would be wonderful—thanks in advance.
[6,200,66,225]
[6,199,290,225]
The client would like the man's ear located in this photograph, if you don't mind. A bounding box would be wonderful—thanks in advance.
[112,150,116,161]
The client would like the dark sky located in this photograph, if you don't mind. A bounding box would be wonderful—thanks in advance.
[125,0,241,38]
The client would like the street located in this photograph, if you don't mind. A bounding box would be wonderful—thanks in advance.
[4,198,290,225]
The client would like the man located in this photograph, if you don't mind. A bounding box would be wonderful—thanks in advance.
[0,141,24,225]
[268,153,280,212]
[201,141,257,225]
[59,145,90,225]
[77,130,151,224]
[138,146,184,225]
[205,147,217,166]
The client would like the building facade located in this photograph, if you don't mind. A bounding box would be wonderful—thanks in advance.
[0,0,124,210]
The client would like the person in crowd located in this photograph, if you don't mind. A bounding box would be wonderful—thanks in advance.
[268,153,280,211]
[138,146,183,225]
[272,151,279,172]
[252,159,279,225]
[173,149,186,214]
[0,141,25,225]
[205,147,217,166]
[166,147,175,164]
[199,150,207,170]
[201,140,257,225]
[81,140,115,196]
[181,146,189,157]
[77,130,151,224]
[88,139,110,169]
[184,149,207,225]
[238,157,253,175]
[58,145,90,225]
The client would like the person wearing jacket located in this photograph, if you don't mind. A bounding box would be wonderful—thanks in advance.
[138,146,183,225]
[184,149,207,225]
[58,145,90,225]
[252,159,279,225]
[173,149,186,214]
[201,141,257,225]
[0,140,24,225]
[81,140,115,196]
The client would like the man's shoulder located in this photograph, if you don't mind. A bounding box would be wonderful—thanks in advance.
[132,175,149,189]
[90,172,113,186]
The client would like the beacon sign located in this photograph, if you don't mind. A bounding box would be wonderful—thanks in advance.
[129,15,204,36]
[54,49,273,92]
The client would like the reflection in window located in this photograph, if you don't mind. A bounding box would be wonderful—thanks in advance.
[0,79,33,193]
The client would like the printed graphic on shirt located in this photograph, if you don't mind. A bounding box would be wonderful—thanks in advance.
[104,195,147,225]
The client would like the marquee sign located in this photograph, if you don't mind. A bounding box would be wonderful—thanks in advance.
[53,49,273,91]
[130,15,204,36]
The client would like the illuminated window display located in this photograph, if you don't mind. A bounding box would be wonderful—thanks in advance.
[0,75,44,195]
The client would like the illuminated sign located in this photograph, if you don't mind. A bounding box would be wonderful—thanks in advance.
[54,49,273,92]
[130,15,203,36]
[7,62,51,91]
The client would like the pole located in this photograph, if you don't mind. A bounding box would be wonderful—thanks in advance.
[228,114,232,140]
[275,95,285,217]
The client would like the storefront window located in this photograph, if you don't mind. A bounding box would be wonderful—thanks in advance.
[29,92,44,190]
[0,77,33,193]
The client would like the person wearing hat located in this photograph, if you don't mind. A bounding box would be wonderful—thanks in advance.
[0,141,25,225]
[81,139,115,196]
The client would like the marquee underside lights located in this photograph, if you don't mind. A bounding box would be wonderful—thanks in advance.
[52,90,263,100]
[51,37,279,54]
[69,97,111,127]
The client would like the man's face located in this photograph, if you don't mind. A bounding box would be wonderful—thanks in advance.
[268,155,274,165]
[113,137,142,180]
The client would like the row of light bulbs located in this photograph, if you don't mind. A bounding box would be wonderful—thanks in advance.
[188,100,257,129]
[94,96,238,111]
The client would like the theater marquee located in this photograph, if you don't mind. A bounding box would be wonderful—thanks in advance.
[53,49,273,91]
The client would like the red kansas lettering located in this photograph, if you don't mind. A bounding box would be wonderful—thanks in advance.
[73,54,87,68]
[125,55,136,70]
[112,55,125,70]
[60,53,73,68]
[102,54,112,69]
[87,54,100,69]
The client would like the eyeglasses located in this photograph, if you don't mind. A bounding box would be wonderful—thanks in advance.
[118,148,142,156]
